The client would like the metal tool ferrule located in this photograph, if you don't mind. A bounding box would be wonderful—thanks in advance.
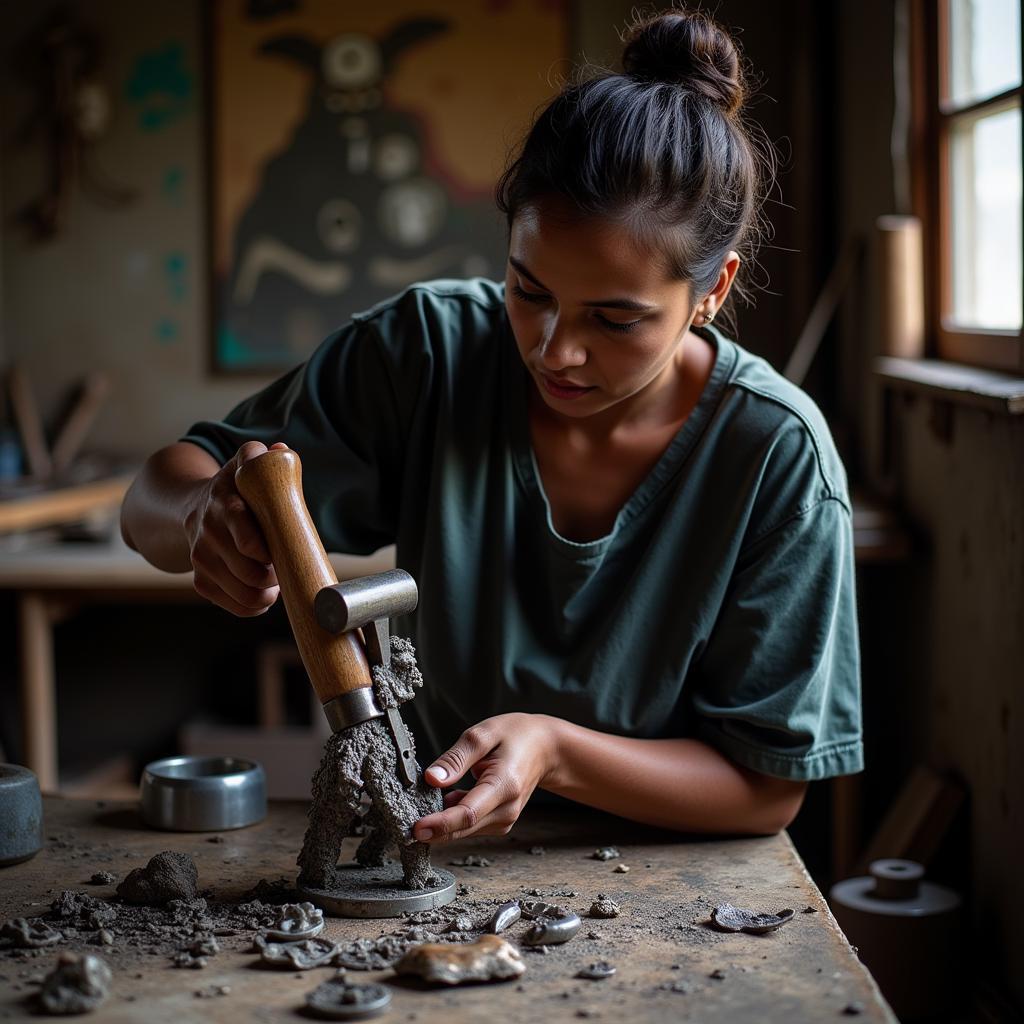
[321,687,384,732]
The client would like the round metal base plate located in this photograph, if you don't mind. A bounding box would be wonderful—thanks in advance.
[298,863,457,918]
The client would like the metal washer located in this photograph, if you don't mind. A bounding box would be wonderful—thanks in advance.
[304,979,392,1020]
[299,862,457,919]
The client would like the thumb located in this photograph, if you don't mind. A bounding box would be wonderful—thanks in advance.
[425,726,494,788]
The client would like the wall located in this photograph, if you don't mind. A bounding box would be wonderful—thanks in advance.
[836,0,1024,1010]
[1,0,833,460]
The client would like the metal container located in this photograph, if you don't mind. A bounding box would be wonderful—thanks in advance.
[140,756,266,831]
[830,859,963,1021]
[0,763,42,866]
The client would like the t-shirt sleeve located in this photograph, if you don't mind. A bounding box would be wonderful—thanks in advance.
[687,495,863,781]
[180,319,421,555]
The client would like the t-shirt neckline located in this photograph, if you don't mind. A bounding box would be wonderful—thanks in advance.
[505,318,737,559]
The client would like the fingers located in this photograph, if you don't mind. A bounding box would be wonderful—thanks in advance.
[425,724,497,788]
[193,571,276,618]
[415,770,519,843]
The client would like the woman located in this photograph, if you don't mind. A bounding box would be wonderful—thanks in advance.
[122,9,862,847]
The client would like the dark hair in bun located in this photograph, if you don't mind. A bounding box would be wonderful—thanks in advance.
[621,10,744,115]
[496,6,775,332]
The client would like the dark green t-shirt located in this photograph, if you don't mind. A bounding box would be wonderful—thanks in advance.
[183,278,863,782]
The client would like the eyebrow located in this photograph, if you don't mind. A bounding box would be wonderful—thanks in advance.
[508,257,658,313]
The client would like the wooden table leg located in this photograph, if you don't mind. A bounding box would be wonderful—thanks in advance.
[18,590,58,792]
[832,773,863,881]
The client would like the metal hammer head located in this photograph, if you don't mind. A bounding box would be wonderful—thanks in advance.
[315,569,418,634]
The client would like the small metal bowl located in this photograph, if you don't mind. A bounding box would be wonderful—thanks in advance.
[140,756,266,832]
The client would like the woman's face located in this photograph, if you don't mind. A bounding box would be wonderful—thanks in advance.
[505,199,697,420]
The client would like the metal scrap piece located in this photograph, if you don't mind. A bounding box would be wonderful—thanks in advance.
[486,901,521,934]
[710,903,795,934]
[258,936,342,970]
[0,917,63,948]
[576,961,616,980]
[264,901,324,941]
[519,902,582,946]
[305,977,391,1020]
[394,934,525,985]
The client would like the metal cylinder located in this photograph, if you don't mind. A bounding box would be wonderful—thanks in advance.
[0,764,42,866]
[831,859,963,1021]
[315,569,418,634]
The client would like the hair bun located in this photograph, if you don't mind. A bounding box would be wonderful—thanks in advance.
[622,10,744,116]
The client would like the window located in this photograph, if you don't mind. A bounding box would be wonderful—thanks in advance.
[914,0,1023,371]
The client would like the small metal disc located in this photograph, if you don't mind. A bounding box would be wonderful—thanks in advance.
[304,978,392,1020]
[298,862,457,919]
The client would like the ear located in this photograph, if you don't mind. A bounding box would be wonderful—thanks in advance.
[705,250,741,312]
[260,35,321,72]
[378,18,448,68]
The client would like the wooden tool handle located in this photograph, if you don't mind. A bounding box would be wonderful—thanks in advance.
[235,448,372,704]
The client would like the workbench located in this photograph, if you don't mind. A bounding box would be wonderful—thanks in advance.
[0,798,895,1022]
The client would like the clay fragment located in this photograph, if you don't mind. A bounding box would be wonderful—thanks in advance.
[305,978,392,1020]
[0,917,63,948]
[336,934,423,971]
[486,901,521,934]
[116,852,198,906]
[257,935,341,970]
[394,934,524,985]
[264,901,324,941]
[710,903,795,935]
[709,968,726,980]
[88,871,116,886]
[576,961,616,980]
[37,953,112,1015]
[449,855,492,868]
[590,847,620,861]
[528,846,545,856]
[88,929,114,947]
[588,895,620,919]
[194,984,231,998]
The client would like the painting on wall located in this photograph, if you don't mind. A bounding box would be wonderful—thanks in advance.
[209,0,569,373]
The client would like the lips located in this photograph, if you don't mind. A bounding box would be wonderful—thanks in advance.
[538,373,594,400]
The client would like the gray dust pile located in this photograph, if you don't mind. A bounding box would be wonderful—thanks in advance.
[297,637,442,891]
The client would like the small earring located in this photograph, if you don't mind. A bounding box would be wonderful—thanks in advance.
[703,311,715,324]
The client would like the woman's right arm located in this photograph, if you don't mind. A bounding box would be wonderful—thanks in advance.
[120,439,283,617]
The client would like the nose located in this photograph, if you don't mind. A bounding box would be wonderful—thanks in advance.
[537,315,586,372]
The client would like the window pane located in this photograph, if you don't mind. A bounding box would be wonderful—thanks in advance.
[948,0,1021,105]
[949,104,1022,329]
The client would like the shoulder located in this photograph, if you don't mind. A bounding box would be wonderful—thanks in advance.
[350,278,506,338]
[706,329,851,537]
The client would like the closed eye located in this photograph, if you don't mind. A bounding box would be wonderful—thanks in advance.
[595,314,642,333]
[512,283,549,304]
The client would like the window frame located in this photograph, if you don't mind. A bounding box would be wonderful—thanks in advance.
[911,0,1024,373]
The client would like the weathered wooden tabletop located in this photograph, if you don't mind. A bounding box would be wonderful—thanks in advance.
[0,798,894,1022]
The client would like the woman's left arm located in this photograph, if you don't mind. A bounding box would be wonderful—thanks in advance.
[412,712,807,844]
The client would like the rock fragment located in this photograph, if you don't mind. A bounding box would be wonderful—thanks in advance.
[88,871,116,886]
[394,934,524,985]
[448,855,492,867]
[590,847,620,861]
[37,953,112,1015]
[588,895,620,918]
[116,852,198,906]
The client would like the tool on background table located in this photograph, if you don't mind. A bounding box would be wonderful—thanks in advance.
[235,448,455,918]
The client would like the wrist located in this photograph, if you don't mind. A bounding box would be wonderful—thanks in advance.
[537,714,571,793]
